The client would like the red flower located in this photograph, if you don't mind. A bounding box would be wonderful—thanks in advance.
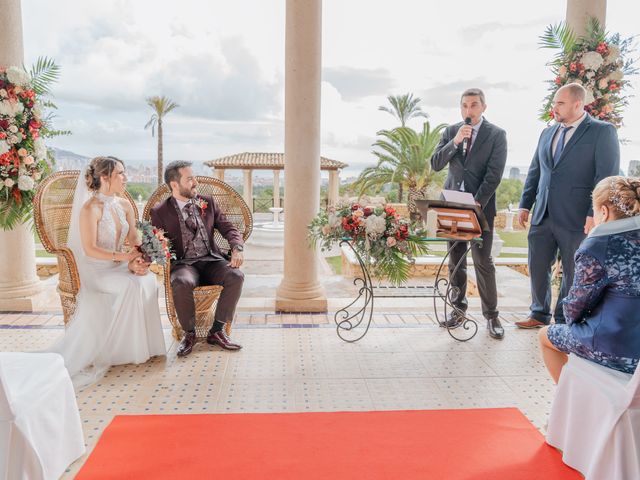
[0,132,6,140]
[596,42,609,55]
[363,207,373,217]
[569,62,578,72]
[554,77,563,85]
[384,206,396,216]
[196,197,208,213]
[609,82,620,92]
[0,119,9,130]
[351,204,360,211]
[549,109,555,119]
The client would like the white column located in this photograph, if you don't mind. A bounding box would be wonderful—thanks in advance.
[328,170,340,207]
[272,170,280,208]
[276,0,326,312]
[242,169,253,213]
[566,0,606,37]
[0,0,44,310]
[213,168,225,181]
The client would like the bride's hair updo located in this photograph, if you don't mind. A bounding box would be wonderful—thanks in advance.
[593,175,640,219]
[85,156,124,191]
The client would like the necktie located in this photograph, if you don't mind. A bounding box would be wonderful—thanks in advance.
[553,126,573,166]
[183,203,198,233]
[466,128,475,157]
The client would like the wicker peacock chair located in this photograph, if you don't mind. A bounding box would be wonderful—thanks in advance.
[33,170,139,324]
[143,176,253,341]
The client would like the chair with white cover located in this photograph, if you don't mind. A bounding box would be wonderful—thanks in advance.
[0,352,85,480]
[546,353,640,480]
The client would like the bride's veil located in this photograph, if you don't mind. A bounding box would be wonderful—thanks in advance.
[67,164,91,275]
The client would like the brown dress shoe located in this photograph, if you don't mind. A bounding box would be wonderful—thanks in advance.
[177,331,196,357]
[207,330,242,351]
[515,318,547,329]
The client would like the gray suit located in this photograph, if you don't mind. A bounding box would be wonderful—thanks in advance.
[519,114,620,324]
[431,118,507,319]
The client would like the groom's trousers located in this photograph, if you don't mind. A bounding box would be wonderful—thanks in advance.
[170,259,245,332]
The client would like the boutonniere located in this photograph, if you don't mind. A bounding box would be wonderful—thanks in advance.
[196,197,208,215]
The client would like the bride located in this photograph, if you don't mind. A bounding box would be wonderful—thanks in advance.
[49,156,166,388]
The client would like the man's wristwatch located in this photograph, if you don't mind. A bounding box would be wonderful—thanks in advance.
[232,245,244,252]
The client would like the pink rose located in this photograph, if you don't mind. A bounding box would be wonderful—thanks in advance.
[17,148,27,156]
[321,225,332,235]
[386,237,397,247]
[24,155,34,165]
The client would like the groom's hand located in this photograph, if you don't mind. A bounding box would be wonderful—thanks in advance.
[229,250,244,269]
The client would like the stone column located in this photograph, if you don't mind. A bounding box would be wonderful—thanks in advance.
[213,168,225,181]
[328,170,340,207]
[272,170,280,208]
[242,169,253,213]
[0,0,45,311]
[276,0,326,312]
[566,0,606,37]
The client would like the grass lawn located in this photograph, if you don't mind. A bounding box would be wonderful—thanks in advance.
[496,229,528,248]
[325,255,342,274]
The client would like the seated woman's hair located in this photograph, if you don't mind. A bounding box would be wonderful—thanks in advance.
[85,156,124,191]
[593,175,640,218]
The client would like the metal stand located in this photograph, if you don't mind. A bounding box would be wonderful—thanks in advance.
[335,238,481,343]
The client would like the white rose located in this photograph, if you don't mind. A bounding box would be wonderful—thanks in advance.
[4,178,15,188]
[0,89,6,97]
[23,155,34,165]
[8,125,17,133]
[606,45,621,63]
[17,175,35,191]
[34,138,47,160]
[6,66,30,87]
[364,214,387,238]
[0,141,9,156]
[598,78,609,89]
[0,101,9,116]
[558,65,568,78]
[8,135,18,145]
[585,71,595,79]
[328,212,341,229]
[32,102,43,119]
[581,51,604,71]
[608,70,623,81]
[584,89,596,105]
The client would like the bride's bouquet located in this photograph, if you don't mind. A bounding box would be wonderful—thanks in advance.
[135,220,174,266]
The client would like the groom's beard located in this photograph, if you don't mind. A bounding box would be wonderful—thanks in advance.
[178,185,197,199]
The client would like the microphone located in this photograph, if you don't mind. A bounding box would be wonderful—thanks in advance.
[462,117,472,156]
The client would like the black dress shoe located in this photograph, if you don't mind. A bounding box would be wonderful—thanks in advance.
[441,310,465,328]
[177,331,196,357]
[206,330,242,351]
[487,317,504,340]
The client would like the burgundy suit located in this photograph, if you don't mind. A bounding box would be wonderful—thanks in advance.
[150,194,244,332]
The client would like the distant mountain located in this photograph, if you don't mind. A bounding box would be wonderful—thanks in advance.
[50,147,91,171]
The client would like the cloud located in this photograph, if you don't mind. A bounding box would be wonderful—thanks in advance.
[420,78,522,109]
[323,67,395,101]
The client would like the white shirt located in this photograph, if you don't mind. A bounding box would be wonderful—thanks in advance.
[459,117,484,192]
[551,112,586,156]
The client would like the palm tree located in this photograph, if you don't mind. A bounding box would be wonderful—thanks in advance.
[354,121,447,217]
[145,96,179,185]
[378,93,428,127]
[378,93,429,200]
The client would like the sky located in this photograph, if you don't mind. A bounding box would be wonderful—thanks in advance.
[21,0,640,178]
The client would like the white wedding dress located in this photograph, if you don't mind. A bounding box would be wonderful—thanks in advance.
[49,176,166,389]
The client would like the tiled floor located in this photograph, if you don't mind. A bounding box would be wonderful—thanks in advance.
[0,311,555,478]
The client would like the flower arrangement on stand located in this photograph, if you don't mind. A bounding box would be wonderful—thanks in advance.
[539,18,637,127]
[0,58,64,229]
[308,203,428,285]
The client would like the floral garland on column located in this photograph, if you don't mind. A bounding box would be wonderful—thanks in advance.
[0,65,53,229]
[539,18,637,127]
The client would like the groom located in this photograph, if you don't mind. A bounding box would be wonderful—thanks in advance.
[150,160,245,357]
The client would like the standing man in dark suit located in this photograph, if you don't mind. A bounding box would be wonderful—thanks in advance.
[431,88,508,339]
[516,83,620,329]
[151,160,245,356]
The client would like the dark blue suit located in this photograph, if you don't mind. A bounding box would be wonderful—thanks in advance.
[519,114,619,324]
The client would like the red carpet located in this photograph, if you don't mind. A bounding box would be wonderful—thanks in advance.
[77,408,580,479]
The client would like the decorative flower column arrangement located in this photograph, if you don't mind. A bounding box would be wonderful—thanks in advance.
[0,65,53,309]
[540,18,636,127]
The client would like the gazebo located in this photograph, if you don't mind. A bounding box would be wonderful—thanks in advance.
[204,152,347,213]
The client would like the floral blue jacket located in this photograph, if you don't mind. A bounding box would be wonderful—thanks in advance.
[563,216,640,358]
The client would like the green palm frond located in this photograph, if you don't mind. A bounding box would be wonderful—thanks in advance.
[378,93,428,127]
[145,96,179,136]
[29,56,61,96]
[539,22,577,56]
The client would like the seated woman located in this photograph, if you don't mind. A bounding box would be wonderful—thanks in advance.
[539,176,640,383]
[49,156,166,388]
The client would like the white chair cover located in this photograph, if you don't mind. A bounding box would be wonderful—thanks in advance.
[546,354,640,480]
[0,352,85,480]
